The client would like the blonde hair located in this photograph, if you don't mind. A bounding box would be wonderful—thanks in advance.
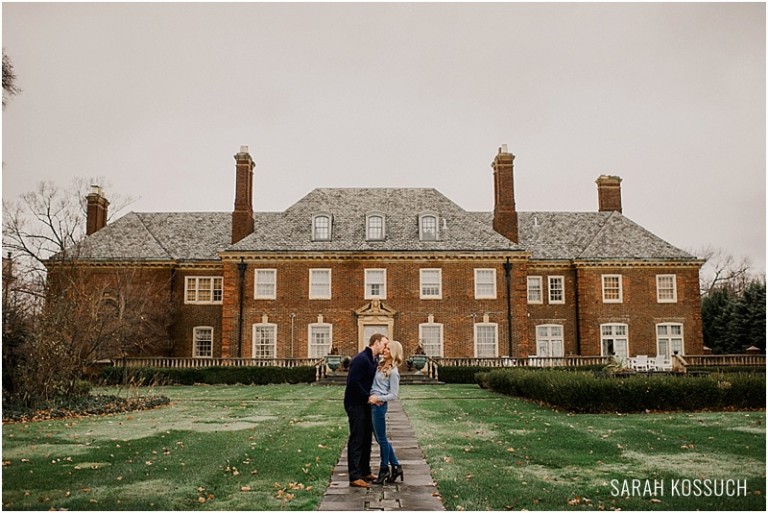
[379,340,403,377]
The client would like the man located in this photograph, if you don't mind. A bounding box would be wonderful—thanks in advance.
[344,332,388,488]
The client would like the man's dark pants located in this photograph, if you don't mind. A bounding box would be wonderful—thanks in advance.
[345,401,372,480]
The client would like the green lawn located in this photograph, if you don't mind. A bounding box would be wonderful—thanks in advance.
[2,384,765,511]
[401,385,766,511]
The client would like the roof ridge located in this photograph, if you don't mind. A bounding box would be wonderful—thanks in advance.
[135,212,173,259]
[576,211,617,259]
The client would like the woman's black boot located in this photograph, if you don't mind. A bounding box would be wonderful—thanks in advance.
[387,464,404,483]
[372,466,391,485]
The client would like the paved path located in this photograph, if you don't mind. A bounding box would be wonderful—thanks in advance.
[319,400,445,511]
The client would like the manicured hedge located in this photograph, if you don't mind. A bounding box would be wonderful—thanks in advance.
[99,365,316,386]
[438,364,607,384]
[480,368,765,413]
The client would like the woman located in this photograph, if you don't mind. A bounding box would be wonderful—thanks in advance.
[368,339,404,484]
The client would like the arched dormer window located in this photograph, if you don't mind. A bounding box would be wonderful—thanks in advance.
[366,212,385,241]
[419,213,439,241]
[312,213,332,241]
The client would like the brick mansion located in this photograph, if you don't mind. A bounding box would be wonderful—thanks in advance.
[64,146,704,361]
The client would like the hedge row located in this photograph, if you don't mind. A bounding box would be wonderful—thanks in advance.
[479,369,765,413]
[437,365,607,384]
[99,366,316,386]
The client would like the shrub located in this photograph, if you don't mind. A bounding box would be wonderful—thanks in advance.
[99,365,316,386]
[483,368,765,413]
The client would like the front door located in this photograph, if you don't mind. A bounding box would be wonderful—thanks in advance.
[361,324,389,351]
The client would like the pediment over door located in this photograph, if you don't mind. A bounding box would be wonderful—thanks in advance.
[355,300,397,351]
[355,299,397,318]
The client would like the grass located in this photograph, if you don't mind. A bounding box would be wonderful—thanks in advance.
[2,385,349,510]
[2,384,765,511]
[401,385,766,511]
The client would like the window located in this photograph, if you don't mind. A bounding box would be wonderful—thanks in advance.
[254,269,277,299]
[420,269,442,299]
[366,213,385,241]
[527,276,543,304]
[365,269,387,299]
[656,275,677,303]
[535,325,564,357]
[252,323,277,359]
[474,322,498,358]
[312,214,332,241]
[602,275,623,303]
[657,323,684,356]
[419,214,438,241]
[193,327,213,358]
[185,277,223,304]
[310,269,331,299]
[309,323,332,358]
[474,269,497,299]
[419,322,443,357]
[548,276,565,304]
[600,323,628,358]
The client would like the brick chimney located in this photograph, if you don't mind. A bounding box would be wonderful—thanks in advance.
[86,185,109,235]
[491,145,519,243]
[231,145,255,244]
[596,175,623,213]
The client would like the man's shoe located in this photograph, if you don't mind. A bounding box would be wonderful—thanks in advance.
[349,479,370,488]
[362,474,377,482]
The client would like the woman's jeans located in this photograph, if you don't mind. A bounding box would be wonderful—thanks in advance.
[371,402,399,468]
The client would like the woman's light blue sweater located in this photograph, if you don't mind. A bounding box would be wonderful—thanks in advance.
[370,367,400,403]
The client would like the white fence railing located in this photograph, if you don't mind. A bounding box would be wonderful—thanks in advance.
[121,357,322,369]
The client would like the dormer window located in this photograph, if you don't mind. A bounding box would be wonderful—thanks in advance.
[419,213,439,241]
[366,213,385,241]
[312,213,332,241]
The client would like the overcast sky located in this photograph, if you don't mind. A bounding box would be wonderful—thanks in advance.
[2,2,765,274]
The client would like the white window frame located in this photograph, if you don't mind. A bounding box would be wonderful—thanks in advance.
[364,268,387,299]
[420,269,442,299]
[309,268,332,300]
[193,326,213,358]
[474,322,499,358]
[601,274,623,303]
[548,276,565,304]
[600,323,629,359]
[527,276,543,304]
[185,276,223,305]
[656,274,678,303]
[254,269,277,299]
[419,213,439,241]
[252,323,277,359]
[474,268,497,299]
[308,323,333,358]
[312,213,332,241]
[419,322,444,357]
[656,323,684,357]
[535,324,564,357]
[366,212,386,241]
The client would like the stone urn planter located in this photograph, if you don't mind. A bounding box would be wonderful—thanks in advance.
[326,355,343,374]
[410,355,428,375]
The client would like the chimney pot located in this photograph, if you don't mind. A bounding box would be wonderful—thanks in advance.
[239,145,249,154]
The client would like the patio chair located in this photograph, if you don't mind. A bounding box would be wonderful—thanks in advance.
[631,355,650,372]
[653,355,672,371]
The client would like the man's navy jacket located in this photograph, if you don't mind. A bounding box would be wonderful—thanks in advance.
[344,346,377,409]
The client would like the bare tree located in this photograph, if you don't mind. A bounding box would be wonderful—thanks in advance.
[2,50,21,108]
[2,180,171,405]
[695,245,760,297]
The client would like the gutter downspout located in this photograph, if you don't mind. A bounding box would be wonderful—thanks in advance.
[573,265,581,355]
[503,257,514,357]
[237,257,247,358]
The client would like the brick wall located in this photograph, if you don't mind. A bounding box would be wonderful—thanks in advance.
[220,256,529,359]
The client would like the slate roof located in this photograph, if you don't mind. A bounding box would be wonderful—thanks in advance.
[66,188,695,263]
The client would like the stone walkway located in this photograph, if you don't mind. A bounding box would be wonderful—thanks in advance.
[319,400,445,511]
